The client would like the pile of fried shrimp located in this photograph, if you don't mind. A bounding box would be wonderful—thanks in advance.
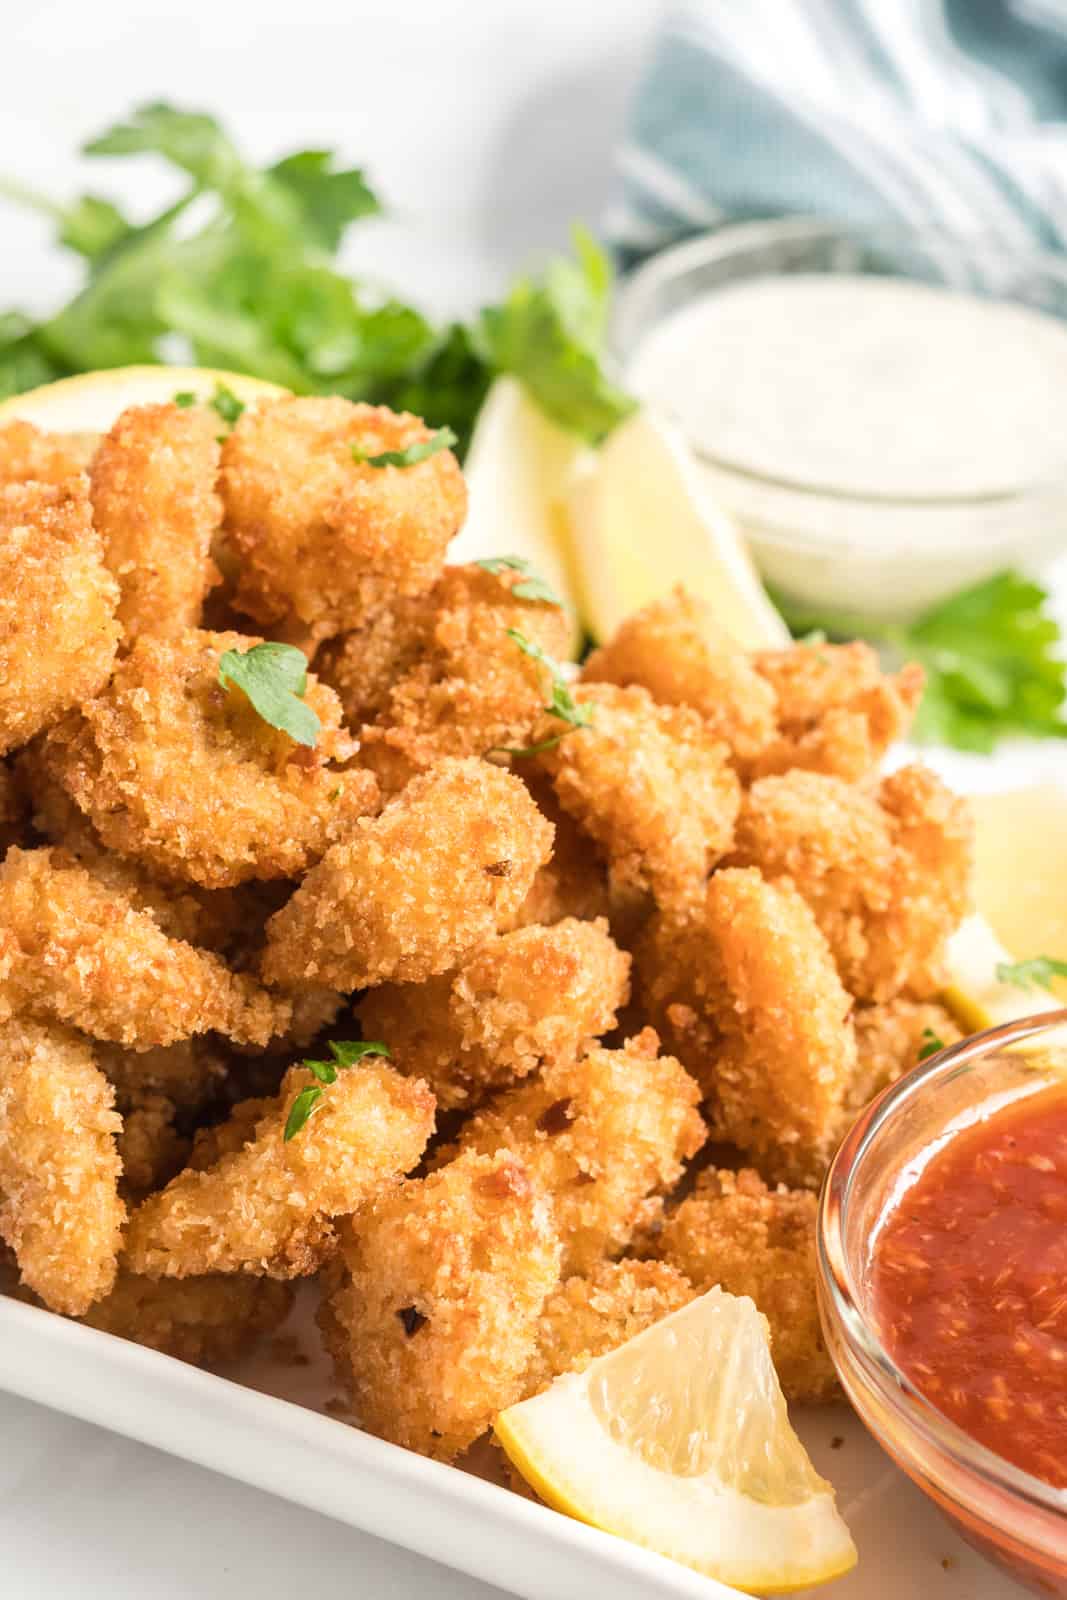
[0,392,972,1466]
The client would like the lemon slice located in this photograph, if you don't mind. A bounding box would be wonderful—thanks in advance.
[0,365,287,432]
[564,407,790,650]
[971,785,1067,983]
[943,914,1064,1034]
[495,1287,856,1595]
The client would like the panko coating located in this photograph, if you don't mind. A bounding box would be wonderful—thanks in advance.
[750,641,924,782]
[90,402,222,642]
[637,869,855,1187]
[521,1258,696,1399]
[582,588,777,768]
[79,1272,295,1367]
[536,683,740,912]
[314,591,429,726]
[436,1028,706,1273]
[40,628,379,889]
[650,1168,837,1404]
[261,758,553,990]
[220,398,465,639]
[503,781,611,931]
[94,1038,229,1112]
[0,847,287,1050]
[0,479,120,755]
[0,419,97,487]
[124,1060,435,1279]
[729,766,973,1001]
[848,998,962,1118]
[359,918,631,1109]
[0,1020,125,1315]
[320,1150,561,1460]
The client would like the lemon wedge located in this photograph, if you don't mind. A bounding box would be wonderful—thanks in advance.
[971,785,1067,983]
[943,914,1064,1034]
[495,1287,856,1595]
[0,365,287,432]
[564,407,790,650]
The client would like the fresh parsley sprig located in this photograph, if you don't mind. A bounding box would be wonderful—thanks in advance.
[995,955,1067,993]
[284,1040,391,1141]
[218,641,320,747]
[488,628,594,759]
[475,555,563,608]
[917,1027,945,1062]
[351,425,456,469]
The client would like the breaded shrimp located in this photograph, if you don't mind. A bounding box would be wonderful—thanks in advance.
[537,683,739,912]
[79,1271,294,1367]
[650,1168,837,1403]
[314,591,429,725]
[0,480,120,755]
[90,402,222,642]
[261,758,553,990]
[848,998,962,1117]
[521,1258,695,1398]
[94,1038,229,1111]
[40,629,379,888]
[503,781,611,931]
[729,766,973,1000]
[0,419,97,487]
[636,869,855,1187]
[436,1028,706,1272]
[220,398,465,639]
[0,1020,125,1314]
[124,1060,435,1279]
[115,1091,189,1197]
[320,1150,561,1459]
[359,918,631,1109]
[0,847,287,1050]
[582,588,777,767]
[750,641,924,782]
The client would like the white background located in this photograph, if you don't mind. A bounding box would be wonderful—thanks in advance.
[0,2,664,1596]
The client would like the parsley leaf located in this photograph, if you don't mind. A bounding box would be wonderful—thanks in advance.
[284,1086,324,1141]
[267,150,380,251]
[489,628,594,757]
[995,956,1067,993]
[218,641,320,747]
[917,1027,945,1062]
[329,1040,390,1066]
[351,425,456,469]
[210,383,245,426]
[284,1039,392,1140]
[475,555,563,608]
[172,389,196,408]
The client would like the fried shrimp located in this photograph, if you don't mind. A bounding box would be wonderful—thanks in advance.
[320,1150,561,1459]
[220,398,465,639]
[537,683,740,912]
[0,479,120,755]
[582,588,777,768]
[115,1092,189,1197]
[359,918,631,1109]
[40,628,379,888]
[729,766,973,1000]
[261,758,553,990]
[124,1060,435,1279]
[79,1272,295,1366]
[650,1168,837,1403]
[436,1028,706,1272]
[0,1020,125,1315]
[503,781,611,931]
[90,402,222,642]
[849,998,962,1116]
[0,847,286,1050]
[0,419,97,487]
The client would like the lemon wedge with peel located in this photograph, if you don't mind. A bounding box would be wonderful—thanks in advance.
[495,1287,856,1595]
[0,365,287,432]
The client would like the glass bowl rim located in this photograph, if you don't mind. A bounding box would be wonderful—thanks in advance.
[817,1007,1067,1520]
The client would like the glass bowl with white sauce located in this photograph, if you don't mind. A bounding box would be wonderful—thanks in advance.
[612,220,1067,624]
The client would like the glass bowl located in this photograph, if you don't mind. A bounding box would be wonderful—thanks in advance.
[611,220,1067,624]
[817,1010,1067,1595]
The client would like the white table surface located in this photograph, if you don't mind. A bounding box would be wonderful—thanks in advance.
[0,3,664,1595]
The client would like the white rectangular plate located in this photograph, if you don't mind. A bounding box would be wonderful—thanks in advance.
[0,1284,1016,1599]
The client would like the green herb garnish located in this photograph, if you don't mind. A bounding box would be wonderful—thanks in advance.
[210,383,244,426]
[917,1027,945,1062]
[488,628,594,758]
[995,956,1067,993]
[351,425,456,469]
[218,641,320,747]
[283,1040,390,1141]
[172,389,196,408]
[475,555,562,608]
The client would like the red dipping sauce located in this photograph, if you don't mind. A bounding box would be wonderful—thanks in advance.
[871,1082,1067,1489]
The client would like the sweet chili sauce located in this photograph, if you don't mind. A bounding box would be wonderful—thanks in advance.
[870,1081,1067,1490]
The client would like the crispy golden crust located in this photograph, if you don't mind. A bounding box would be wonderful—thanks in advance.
[651,1168,837,1403]
[359,918,631,1109]
[94,1038,229,1111]
[0,1020,125,1314]
[0,847,287,1050]
[537,683,739,913]
[315,592,429,725]
[321,1150,561,1459]
[0,480,120,755]
[728,766,973,1001]
[116,1092,189,1197]
[504,781,611,931]
[261,758,553,990]
[124,1062,435,1279]
[40,628,379,888]
[437,1029,706,1273]
[220,398,465,638]
[79,1271,294,1366]
[849,998,962,1116]
[0,420,96,487]
[90,403,222,642]
[582,588,777,767]
[521,1258,695,1398]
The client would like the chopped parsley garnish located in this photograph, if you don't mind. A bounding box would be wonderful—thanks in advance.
[475,555,562,608]
[284,1040,391,1141]
[218,641,320,747]
[917,1027,945,1062]
[995,955,1067,994]
[488,628,594,758]
[210,382,245,426]
[172,389,196,408]
[351,425,456,469]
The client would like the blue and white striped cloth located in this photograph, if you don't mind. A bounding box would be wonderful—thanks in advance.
[609,0,1067,265]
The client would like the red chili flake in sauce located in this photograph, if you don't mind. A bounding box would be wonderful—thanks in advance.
[871,1082,1067,1489]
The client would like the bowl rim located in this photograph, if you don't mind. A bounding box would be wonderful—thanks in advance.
[817,1007,1067,1521]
